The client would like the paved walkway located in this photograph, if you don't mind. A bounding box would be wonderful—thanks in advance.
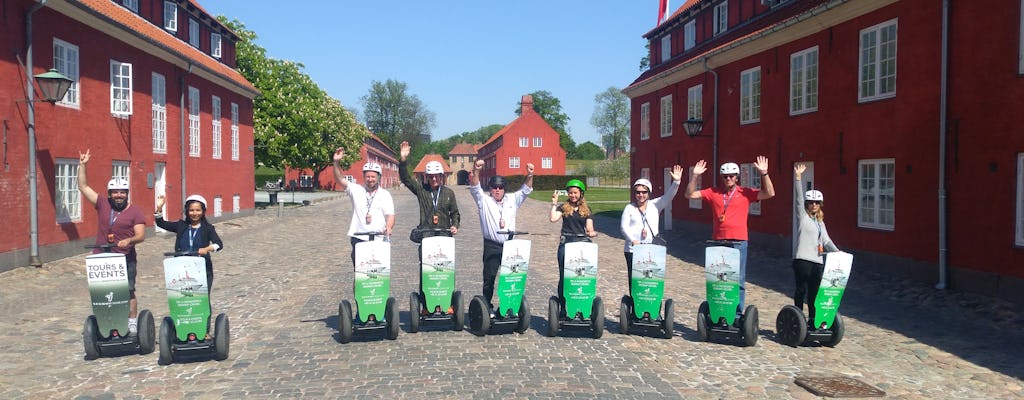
[0,186,1021,399]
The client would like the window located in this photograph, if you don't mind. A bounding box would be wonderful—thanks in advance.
[112,160,130,184]
[541,157,552,169]
[233,194,240,214]
[640,102,651,141]
[740,164,762,215]
[519,137,528,147]
[211,33,222,58]
[163,1,177,31]
[152,73,167,153]
[55,159,81,223]
[661,35,671,63]
[858,158,895,230]
[660,95,672,137]
[509,156,520,169]
[53,39,79,107]
[1018,154,1024,245]
[640,168,650,180]
[213,196,223,218]
[189,19,200,48]
[688,166,702,209]
[188,86,200,157]
[684,20,696,51]
[121,0,138,12]
[533,137,542,147]
[790,46,819,115]
[231,103,239,160]
[740,66,761,124]
[212,96,222,159]
[713,2,728,36]
[687,84,702,123]
[859,19,897,102]
[110,60,132,116]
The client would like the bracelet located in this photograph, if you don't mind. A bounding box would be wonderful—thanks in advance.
[761,173,768,177]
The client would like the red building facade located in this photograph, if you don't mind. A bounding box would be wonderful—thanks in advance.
[625,0,1024,302]
[284,134,398,191]
[476,95,567,182]
[0,0,258,271]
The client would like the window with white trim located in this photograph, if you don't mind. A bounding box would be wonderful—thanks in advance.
[519,137,528,147]
[212,96,222,159]
[661,35,671,63]
[231,103,239,160]
[163,1,177,31]
[688,166,702,209]
[211,33,222,58]
[233,194,240,214]
[189,19,200,48]
[858,158,895,230]
[541,157,552,169]
[739,163,762,215]
[684,20,696,51]
[1016,153,1024,245]
[533,137,542,147]
[152,73,167,153]
[110,60,132,116]
[859,19,897,102]
[509,156,520,169]
[687,84,702,122]
[112,160,130,184]
[53,39,79,107]
[121,0,138,13]
[790,46,819,115]
[740,66,761,124]
[188,86,200,157]
[660,95,672,137]
[713,2,728,36]
[213,196,223,218]
[640,102,650,141]
[55,159,81,223]
[640,168,650,180]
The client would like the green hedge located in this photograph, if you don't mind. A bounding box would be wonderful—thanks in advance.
[255,167,283,189]
[500,174,586,191]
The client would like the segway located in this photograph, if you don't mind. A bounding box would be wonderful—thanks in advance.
[157,251,229,365]
[696,240,758,346]
[338,232,399,343]
[619,243,674,339]
[81,244,155,360]
[408,228,464,333]
[547,234,603,338]
[775,251,852,347]
[467,231,531,336]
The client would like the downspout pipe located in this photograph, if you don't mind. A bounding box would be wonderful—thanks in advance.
[26,0,48,267]
[936,0,949,289]
[704,58,719,182]
[180,63,192,207]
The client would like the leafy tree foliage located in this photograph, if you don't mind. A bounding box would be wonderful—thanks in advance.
[402,124,502,170]
[514,90,576,156]
[591,86,630,159]
[360,79,436,153]
[574,142,606,160]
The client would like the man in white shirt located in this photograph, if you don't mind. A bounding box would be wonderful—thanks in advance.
[333,147,396,266]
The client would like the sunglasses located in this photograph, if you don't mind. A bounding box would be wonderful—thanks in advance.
[490,185,505,190]
[807,200,822,204]
[722,174,738,179]
[634,190,649,195]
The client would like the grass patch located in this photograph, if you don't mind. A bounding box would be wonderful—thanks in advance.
[528,186,629,217]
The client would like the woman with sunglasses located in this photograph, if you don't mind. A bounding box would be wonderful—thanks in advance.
[792,164,839,329]
[620,165,684,295]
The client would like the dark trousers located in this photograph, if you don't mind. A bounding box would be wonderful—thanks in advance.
[482,239,503,308]
[349,237,364,268]
[556,243,567,306]
[792,258,825,324]
[623,252,634,297]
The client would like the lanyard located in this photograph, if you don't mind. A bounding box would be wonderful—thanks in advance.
[188,226,199,250]
[109,210,120,227]
[430,188,441,212]
[365,190,377,212]
[721,187,737,215]
[638,207,654,241]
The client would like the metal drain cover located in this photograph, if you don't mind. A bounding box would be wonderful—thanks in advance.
[795,376,886,398]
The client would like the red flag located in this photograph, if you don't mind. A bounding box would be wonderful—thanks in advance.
[657,0,670,25]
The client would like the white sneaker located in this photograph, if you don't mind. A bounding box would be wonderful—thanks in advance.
[128,318,138,335]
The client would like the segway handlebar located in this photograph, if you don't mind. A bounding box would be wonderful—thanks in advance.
[163,251,200,257]
[84,244,116,251]
[353,231,388,241]
[706,239,743,247]
[413,227,453,237]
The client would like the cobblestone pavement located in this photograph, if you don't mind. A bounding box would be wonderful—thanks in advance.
[1,187,1022,399]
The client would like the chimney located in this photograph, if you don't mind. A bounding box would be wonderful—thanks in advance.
[520,94,534,114]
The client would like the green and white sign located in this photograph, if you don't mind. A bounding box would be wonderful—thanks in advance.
[705,246,741,326]
[163,256,210,341]
[630,244,666,320]
[86,253,130,338]
[421,236,456,313]
[563,242,598,319]
[497,239,530,316]
[354,240,391,323]
[815,251,853,330]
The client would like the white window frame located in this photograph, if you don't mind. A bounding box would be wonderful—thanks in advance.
[640,168,650,180]
[121,0,138,13]
[684,20,696,51]
[519,137,528,147]
[713,2,728,36]
[211,33,222,58]
[740,66,761,124]
[112,161,130,183]
[660,95,673,138]
[661,35,671,63]
[231,103,239,160]
[541,157,552,169]
[213,196,223,218]
[688,166,702,209]
[189,18,200,48]
[53,38,79,108]
[55,159,81,223]
[233,194,240,214]
[533,137,542,147]
[858,158,896,230]
[152,73,167,153]
[687,84,702,122]
[858,19,898,102]
[188,86,200,157]
[739,163,762,215]
[110,60,132,116]
[790,46,819,115]
[1017,153,1024,245]
[212,96,222,159]
[640,102,651,141]
[163,1,178,32]
[509,156,520,169]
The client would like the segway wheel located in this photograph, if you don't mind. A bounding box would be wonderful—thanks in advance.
[591,297,605,339]
[696,301,710,342]
[214,313,230,361]
[82,316,101,360]
[775,305,807,347]
[662,299,675,339]
[158,317,175,365]
[386,297,400,340]
[515,296,530,334]
[338,300,354,344]
[619,296,631,335]
[822,312,845,347]
[468,296,490,336]
[408,292,421,334]
[452,291,465,332]
[137,309,156,354]
[546,296,560,337]
[741,305,759,347]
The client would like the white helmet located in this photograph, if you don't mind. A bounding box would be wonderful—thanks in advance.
[632,178,652,192]
[184,194,208,210]
[107,178,130,191]
[363,162,383,176]
[425,161,445,175]
[720,162,740,175]
[804,190,824,202]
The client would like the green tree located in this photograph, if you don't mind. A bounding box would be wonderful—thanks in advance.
[590,86,630,159]
[639,42,650,71]
[360,79,436,152]
[574,142,606,160]
[514,90,575,156]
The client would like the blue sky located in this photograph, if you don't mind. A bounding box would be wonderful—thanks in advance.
[197,1,660,146]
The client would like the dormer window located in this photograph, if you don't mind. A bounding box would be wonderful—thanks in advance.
[684,20,696,50]
[164,1,177,32]
[211,33,222,58]
[713,2,728,36]
[121,0,138,13]
[189,18,199,48]
[661,35,671,63]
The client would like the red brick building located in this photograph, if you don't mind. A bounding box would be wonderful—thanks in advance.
[1,0,258,271]
[284,133,398,191]
[476,95,567,182]
[624,0,1024,302]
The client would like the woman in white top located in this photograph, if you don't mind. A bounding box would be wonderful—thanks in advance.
[620,165,683,294]
[792,164,840,328]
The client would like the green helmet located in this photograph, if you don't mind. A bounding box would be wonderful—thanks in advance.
[565,179,586,193]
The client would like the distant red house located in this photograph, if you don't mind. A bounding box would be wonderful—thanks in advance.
[476,95,566,182]
[284,133,398,191]
[448,143,478,185]
[408,154,452,185]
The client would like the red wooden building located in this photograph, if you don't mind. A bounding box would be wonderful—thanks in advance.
[476,95,567,182]
[624,0,1024,303]
[0,0,258,271]
[284,133,398,191]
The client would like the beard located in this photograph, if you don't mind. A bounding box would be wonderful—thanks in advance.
[108,196,128,212]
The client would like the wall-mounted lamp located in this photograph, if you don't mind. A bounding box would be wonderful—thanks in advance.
[683,118,704,137]
[33,69,73,103]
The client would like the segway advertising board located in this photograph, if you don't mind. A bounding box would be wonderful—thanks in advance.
[420,236,456,313]
[354,240,391,323]
[629,244,666,319]
[496,239,530,316]
[85,253,131,337]
[814,251,853,330]
[563,242,598,318]
[704,245,742,326]
[163,256,211,341]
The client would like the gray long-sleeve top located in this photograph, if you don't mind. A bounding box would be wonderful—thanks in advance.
[793,178,839,264]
